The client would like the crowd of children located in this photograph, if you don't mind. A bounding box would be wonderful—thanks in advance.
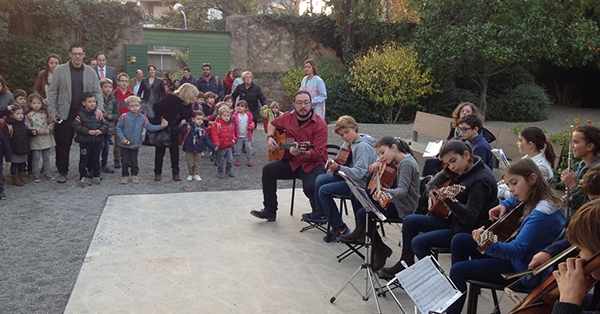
[0,71,284,200]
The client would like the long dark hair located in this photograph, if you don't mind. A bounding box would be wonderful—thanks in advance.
[375,136,413,156]
[502,158,560,216]
[520,127,555,168]
[44,53,61,82]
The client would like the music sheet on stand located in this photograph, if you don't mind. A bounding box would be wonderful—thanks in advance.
[395,256,462,314]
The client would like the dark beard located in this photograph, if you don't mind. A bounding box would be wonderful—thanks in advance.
[296,109,312,120]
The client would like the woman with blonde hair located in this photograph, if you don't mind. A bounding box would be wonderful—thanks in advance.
[151,83,198,182]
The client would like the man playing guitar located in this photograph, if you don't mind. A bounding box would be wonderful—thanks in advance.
[250,91,328,222]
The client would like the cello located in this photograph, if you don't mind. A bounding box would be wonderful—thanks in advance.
[508,250,600,314]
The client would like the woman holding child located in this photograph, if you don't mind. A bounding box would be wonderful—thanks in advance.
[151,83,197,182]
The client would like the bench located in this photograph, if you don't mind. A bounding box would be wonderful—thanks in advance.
[493,129,562,171]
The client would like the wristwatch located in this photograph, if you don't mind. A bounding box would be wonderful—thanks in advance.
[267,134,275,141]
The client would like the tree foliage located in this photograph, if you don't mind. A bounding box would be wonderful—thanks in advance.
[349,43,437,123]
[0,0,132,92]
[411,0,600,117]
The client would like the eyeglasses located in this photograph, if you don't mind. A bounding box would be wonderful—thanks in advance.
[294,100,311,106]
[459,127,473,132]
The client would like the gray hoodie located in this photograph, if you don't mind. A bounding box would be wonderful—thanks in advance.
[337,133,378,188]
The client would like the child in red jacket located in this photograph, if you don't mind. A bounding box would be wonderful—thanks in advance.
[209,106,236,179]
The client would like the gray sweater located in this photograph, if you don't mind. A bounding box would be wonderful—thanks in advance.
[337,133,377,188]
[0,92,15,111]
[388,154,420,219]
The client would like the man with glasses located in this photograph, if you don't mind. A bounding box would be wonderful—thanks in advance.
[196,63,223,101]
[457,114,494,170]
[47,42,104,183]
[250,91,328,222]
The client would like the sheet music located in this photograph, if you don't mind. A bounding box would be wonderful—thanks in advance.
[423,141,443,158]
[492,148,510,168]
[337,171,387,221]
[395,256,463,314]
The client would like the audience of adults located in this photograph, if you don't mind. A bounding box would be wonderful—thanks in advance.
[151,83,197,182]
[47,42,103,184]
[33,54,61,100]
[231,71,268,127]
[0,76,15,111]
[299,59,327,118]
[196,63,223,100]
[137,65,166,106]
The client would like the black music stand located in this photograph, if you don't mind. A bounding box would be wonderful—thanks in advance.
[330,171,390,314]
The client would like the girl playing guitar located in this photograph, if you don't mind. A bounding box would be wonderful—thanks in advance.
[340,136,420,272]
[445,158,565,314]
[378,140,499,280]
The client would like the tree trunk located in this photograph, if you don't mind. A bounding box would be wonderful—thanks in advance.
[479,69,489,120]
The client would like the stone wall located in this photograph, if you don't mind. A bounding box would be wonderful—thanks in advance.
[226,15,338,106]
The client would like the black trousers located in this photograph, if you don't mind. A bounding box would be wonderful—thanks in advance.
[261,160,325,214]
[54,120,75,175]
[121,147,139,176]
[78,142,103,178]
[154,129,180,175]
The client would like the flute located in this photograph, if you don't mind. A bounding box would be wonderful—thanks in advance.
[565,125,574,218]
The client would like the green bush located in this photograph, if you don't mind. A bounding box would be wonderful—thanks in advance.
[486,83,551,122]
[326,78,381,124]
[414,88,479,118]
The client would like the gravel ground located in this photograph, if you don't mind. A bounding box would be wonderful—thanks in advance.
[1,105,598,313]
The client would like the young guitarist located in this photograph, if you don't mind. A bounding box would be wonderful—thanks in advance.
[379,140,498,279]
[302,115,378,242]
[445,158,565,314]
[250,91,328,222]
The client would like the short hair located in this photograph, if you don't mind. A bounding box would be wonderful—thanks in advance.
[218,106,231,116]
[82,92,95,102]
[117,72,129,81]
[173,83,199,103]
[231,68,242,78]
[304,59,318,76]
[583,164,600,197]
[222,95,232,102]
[458,114,482,131]
[192,110,205,118]
[241,71,254,80]
[95,52,107,59]
[197,91,204,98]
[87,58,96,65]
[183,67,191,72]
[69,42,85,53]
[213,102,225,113]
[294,90,312,102]
[204,92,216,99]
[566,198,600,254]
[125,95,141,105]
[99,78,113,88]
[202,63,211,70]
[270,101,280,109]
[147,64,157,72]
[12,89,27,99]
[236,100,248,108]
[334,115,359,134]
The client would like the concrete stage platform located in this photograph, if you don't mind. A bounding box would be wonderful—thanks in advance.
[65,189,514,313]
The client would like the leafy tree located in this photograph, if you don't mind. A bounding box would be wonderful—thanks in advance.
[349,43,437,123]
[411,0,600,117]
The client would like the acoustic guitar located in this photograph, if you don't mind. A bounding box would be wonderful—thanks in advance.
[477,202,525,253]
[427,179,464,219]
[367,162,398,209]
[268,130,313,162]
[325,146,352,173]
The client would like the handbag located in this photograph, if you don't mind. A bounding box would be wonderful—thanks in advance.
[143,128,171,148]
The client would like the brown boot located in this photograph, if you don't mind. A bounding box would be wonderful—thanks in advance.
[18,172,28,184]
[378,253,415,280]
[372,239,393,272]
[12,175,24,186]
[339,220,365,243]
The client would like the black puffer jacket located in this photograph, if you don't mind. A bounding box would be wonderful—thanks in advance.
[72,108,109,144]
[2,117,33,155]
[231,82,267,111]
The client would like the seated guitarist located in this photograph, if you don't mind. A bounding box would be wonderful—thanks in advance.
[302,115,378,242]
[250,91,328,222]
[446,158,565,314]
[379,140,498,279]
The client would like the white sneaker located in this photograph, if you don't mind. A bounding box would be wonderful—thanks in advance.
[194,175,202,181]
[186,175,193,181]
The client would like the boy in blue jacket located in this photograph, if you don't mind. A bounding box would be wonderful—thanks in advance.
[116,95,167,184]
[72,92,110,187]
[178,110,216,181]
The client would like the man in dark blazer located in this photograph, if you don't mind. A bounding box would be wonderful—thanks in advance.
[94,52,117,88]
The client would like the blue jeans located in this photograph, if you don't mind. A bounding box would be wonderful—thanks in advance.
[314,174,352,228]
[401,214,453,259]
[101,134,111,166]
[446,232,516,314]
